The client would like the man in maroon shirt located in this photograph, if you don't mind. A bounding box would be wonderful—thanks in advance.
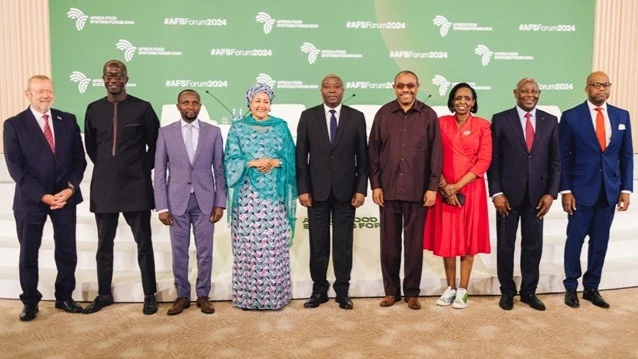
[368,70,442,310]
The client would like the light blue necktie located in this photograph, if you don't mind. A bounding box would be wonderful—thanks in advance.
[185,123,194,164]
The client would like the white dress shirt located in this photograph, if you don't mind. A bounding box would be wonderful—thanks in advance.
[30,106,55,145]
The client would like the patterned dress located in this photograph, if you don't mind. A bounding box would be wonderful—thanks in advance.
[224,115,297,310]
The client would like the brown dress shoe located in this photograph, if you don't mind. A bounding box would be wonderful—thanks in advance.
[405,297,421,310]
[197,296,215,314]
[379,296,400,307]
[167,297,190,316]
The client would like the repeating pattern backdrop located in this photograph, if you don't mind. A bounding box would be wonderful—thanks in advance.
[50,0,594,126]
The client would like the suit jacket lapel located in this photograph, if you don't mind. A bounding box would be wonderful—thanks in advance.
[315,106,331,148]
[506,108,528,152]
[333,107,348,147]
[607,106,620,150]
[531,111,548,152]
[192,121,206,164]
[24,108,55,157]
[172,121,191,164]
[578,102,602,152]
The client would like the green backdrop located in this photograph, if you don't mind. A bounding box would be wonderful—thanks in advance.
[50,0,594,125]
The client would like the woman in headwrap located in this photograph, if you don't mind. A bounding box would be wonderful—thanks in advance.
[224,83,297,310]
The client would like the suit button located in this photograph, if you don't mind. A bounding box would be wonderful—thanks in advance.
[188,182,192,185]
[331,155,334,158]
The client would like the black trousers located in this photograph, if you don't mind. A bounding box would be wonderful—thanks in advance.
[95,211,157,295]
[15,205,77,306]
[307,193,355,297]
[496,191,543,296]
[380,200,427,298]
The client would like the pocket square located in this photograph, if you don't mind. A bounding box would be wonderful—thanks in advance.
[619,124,626,130]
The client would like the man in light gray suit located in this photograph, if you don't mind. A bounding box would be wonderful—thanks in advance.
[154,89,226,315]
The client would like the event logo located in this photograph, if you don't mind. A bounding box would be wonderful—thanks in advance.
[210,48,273,57]
[538,82,574,91]
[300,42,362,65]
[345,21,406,30]
[345,81,393,90]
[69,71,137,93]
[474,44,533,67]
[255,73,318,89]
[115,39,182,62]
[256,73,277,88]
[432,15,493,38]
[66,8,134,31]
[69,71,91,94]
[164,17,228,27]
[389,50,448,59]
[432,74,492,95]
[255,12,319,35]
[300,43,320,64]
[432,75,452,96]
[116,40,137,62]
[519,23,576,32]
[165,80,228,88]
[474,45,494,66]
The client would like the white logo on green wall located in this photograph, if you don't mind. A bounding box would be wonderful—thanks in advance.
[256,73,276,88]
[433,16,452,37]
[70,71,90,93]
[116,40,137,62]
[256,12,276,34]
[300,43,320,64]
[66,7,134,31]
[67,8,88,31]
[432,75,452,96]
[474,45,493,66]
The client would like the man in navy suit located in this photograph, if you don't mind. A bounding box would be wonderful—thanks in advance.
[296,74,368,309]
[488,77,560,311]
[560,71,633,309]
[3,75,87,321]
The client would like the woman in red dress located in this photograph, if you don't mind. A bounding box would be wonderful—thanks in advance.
[423,83,492,309]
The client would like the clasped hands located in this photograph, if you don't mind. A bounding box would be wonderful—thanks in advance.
[440,183,462,207]
[41,188,73,210]
[249,158,281,174]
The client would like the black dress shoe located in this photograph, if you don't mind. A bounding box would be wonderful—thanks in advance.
[520,294,546,311]
[55,299,83,313]
[564,289,580,308]
[303,293,328,308]
[335,296,354,310]
[498,294,514,310]
[19,305,39,322]
[583,288,610,309]
[83,294,114,314]
[143,294,158,315]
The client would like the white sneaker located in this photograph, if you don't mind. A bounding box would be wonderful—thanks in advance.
[452,288,469,309]
[436,286,457,306]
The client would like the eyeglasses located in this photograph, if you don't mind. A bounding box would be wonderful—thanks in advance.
[587,82,612,89]
[102,74,126,81]
[395,83,417,90]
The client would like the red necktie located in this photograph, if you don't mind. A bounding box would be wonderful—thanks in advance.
[43,114,55,154]
[524,112,534,152]
[595,107,606,151]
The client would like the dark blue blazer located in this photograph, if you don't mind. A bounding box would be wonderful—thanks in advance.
[488,107,561,205]
[559,101,633,206]
[3,107,86,213]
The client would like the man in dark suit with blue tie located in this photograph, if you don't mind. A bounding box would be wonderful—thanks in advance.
[3,75,87,321]
[296,74,368,309]
[560,71,633,309]
[488,78,561,311]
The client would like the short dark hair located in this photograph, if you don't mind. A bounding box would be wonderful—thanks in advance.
[394,70,419,84]
[177,89,200,102]
[447,82,478,113]
[102,59,127,76]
